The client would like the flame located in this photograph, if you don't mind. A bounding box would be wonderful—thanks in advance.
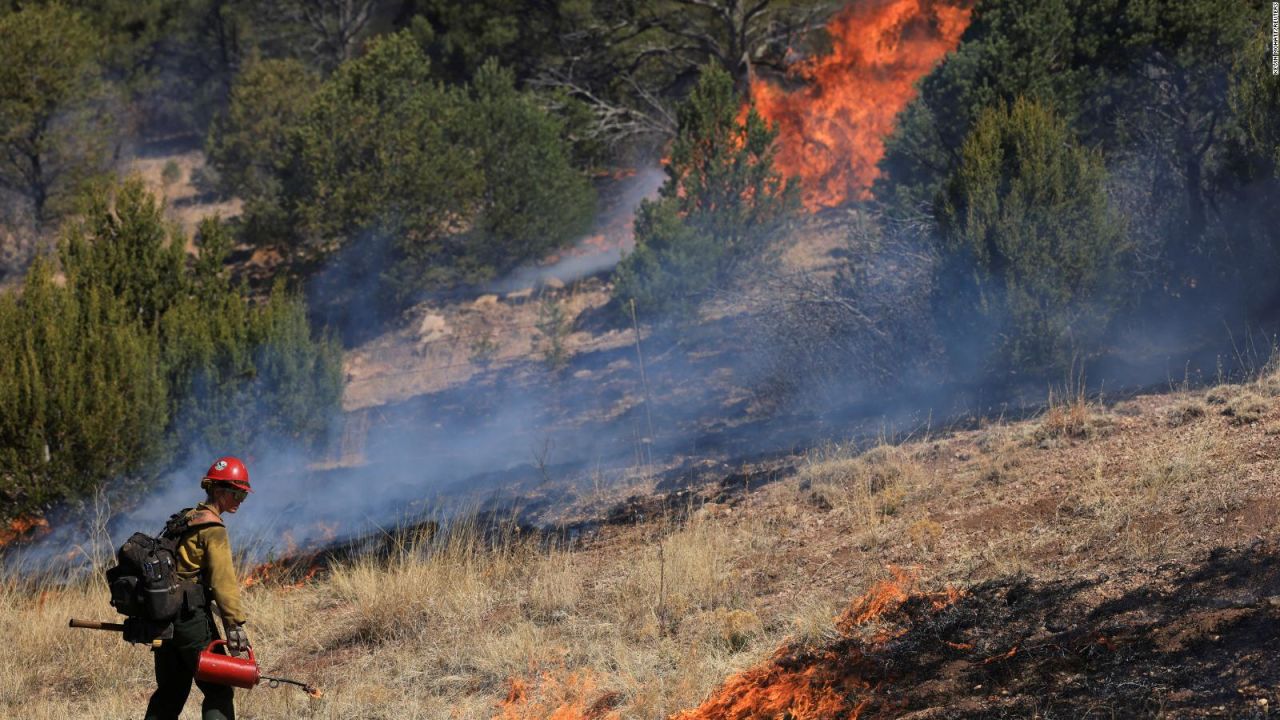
[982,645,1018,664]
[496,669,621,720]
[0,515,50,548]
[242,556,323,590]
[670,652,864,720]
[836,566,916,633]
[752,0,972,210]
[674,569,966,719]
[241,562,275,588]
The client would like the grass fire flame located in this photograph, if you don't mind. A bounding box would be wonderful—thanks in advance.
[673,568,965,719]
[495,669,622,720]
[0,515,50,549]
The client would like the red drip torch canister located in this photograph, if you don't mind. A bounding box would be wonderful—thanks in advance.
[194,640,260,689]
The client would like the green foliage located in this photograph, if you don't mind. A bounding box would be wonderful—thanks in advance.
[160,275,343,455]
[1212,28,1280,309]
[937,98,1129,372]
[76,0,262,135]
[0,179,342,517]
[206,57,318,243]
[281,32,594,302]
[1230,28,1280,174]
[879,0,1262,298]
[612,200,720,320]
[283,30,475,313]
[160,160,182,188]
[664,66,796,256]
[613,65,797,321]
[418,59,595,286]
[287,31,479,260]
[0,258,168,510]
[59,181,188,328]
[0,4,115,228]
[404,0,569,83]
[876,0,1123,214]
[535,294,571,371]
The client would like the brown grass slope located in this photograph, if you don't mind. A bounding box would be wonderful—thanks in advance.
[5,371,1280,718]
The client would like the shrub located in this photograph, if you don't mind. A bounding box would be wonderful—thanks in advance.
[611,200,720,320]
[534,295,571,371]
[0,179,342,517]
[160,160,182,189]
[1164,400,1206,428]
[613,65,797,321]
[281,35,592,287]
[0,258,167,510]
[442,60,595,284]
[936,98,1129,373]
[1221,390,1267,426]
[205,58,318,244]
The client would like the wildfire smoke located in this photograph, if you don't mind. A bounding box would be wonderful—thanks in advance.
[752,0,972,210]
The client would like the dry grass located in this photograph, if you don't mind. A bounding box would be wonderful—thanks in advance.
[1163,398,1206,427]
[1221,390,1268,426]
[5,377,1280,718]
[799,443,924,526]
[3,512,786,719]
[1030,387,1111,446]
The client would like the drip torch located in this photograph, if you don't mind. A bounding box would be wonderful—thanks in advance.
[69,619,323,698]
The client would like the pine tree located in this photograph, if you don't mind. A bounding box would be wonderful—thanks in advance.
[0,180,343,517]
[937,98,1129,372]
[0,4,116,229]
[613,64,798,321]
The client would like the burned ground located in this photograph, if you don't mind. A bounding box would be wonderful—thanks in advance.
[681,542,1280,718]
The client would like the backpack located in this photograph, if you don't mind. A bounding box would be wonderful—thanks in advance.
[105,508,215,624]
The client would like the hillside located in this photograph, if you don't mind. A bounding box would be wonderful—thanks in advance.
[0,1,1275,717]
[5,371,1279,718]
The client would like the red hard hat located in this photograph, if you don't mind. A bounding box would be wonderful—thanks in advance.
[204,456,251,492]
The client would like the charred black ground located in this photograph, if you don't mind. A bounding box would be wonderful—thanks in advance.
[764,542,1280,718]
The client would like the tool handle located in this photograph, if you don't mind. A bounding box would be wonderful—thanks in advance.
[205,639,256,664]
[69,618,126,632]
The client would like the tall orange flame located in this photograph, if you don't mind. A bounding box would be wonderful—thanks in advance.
[752,0,972,210]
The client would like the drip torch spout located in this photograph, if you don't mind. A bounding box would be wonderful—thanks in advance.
[260,674,324,698]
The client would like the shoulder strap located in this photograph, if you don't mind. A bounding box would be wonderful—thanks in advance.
[187,508,224,530]
[161,507,223,541]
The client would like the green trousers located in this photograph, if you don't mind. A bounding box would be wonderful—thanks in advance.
[144,606,235,720]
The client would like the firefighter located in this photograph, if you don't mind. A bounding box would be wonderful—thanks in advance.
[145,456,253,720]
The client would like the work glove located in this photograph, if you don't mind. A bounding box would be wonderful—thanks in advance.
[226,624,251,657]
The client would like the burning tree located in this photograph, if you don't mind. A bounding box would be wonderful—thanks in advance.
[613,65,798,321]
[751,0,972,211]
[532,0,833,148]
